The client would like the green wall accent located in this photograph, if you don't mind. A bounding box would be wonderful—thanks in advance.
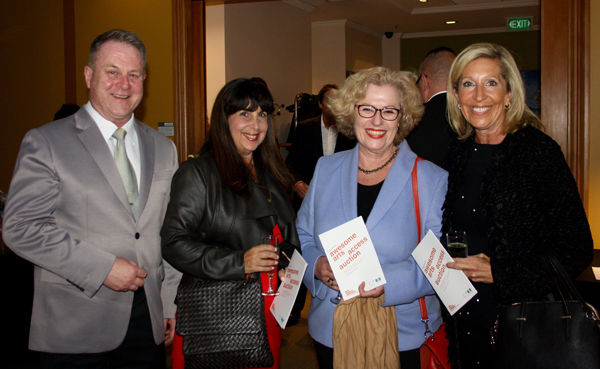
[401,30,540,73]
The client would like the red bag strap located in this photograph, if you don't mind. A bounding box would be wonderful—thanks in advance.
[412,157,423,243]
[412,158,430,322]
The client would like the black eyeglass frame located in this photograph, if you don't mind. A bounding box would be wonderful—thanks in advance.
[416,73,427,84]
[355,104,401,121]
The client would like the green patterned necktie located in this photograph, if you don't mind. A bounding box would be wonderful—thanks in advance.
[112,128,139,218]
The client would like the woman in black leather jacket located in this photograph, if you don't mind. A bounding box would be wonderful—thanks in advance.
[161,78,300,369]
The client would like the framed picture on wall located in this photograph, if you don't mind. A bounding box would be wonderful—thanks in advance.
[521,70,540,117]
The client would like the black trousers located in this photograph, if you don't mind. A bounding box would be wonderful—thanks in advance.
[313,339,420,369]
[455,318,494,369]
[40,288,165,369]
[290,283,308,318]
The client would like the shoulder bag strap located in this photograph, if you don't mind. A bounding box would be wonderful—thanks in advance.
[411,157,432,332]
[412,157,423,242]
[547,254,596,317]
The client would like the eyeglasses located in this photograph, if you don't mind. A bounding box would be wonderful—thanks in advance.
[416,73,427,84]
[356,105,401,121]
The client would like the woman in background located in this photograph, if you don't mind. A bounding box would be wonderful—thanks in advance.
[442,43,593,368]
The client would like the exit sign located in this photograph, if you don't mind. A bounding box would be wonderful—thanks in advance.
[507,17,532,31]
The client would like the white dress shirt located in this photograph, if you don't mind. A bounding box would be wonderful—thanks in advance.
[83,102,141,190]
[427,90,447,103]
[321,116,338,157]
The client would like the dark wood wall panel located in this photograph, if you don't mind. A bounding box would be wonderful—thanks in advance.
[541,0,589,206]
[63,0,77,104]
[173,0,207,162]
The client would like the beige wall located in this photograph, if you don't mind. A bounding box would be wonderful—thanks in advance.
[590,2,600,247]
[206,4,227,118]
[312,21,347,92]
[382,34,402,71]
[345,25,382,73]
[74,0,173,132]
[0,0,66,193]
[222,2,312,143]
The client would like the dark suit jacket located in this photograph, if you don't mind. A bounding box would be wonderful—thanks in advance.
[405,92,457,166]
[285,116,356,210]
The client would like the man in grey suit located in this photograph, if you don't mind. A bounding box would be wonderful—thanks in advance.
[2,29,181,368]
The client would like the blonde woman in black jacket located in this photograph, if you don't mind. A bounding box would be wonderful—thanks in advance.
[441,43,593,369]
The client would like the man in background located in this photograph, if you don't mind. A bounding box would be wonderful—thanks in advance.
[406,47,457,166]
[286,84,356,212]
[2,29,181,369]
[53,103,80,120]
[285,83,355,326]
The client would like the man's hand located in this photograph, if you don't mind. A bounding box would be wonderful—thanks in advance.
[164,318,176,346]
[103,257,147,291]
[295,182,309,199]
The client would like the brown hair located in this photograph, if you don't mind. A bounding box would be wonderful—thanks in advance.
[202,78,294,196]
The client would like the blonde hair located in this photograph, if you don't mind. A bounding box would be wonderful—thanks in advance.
[327,66,424,145]
[447,43,543,140]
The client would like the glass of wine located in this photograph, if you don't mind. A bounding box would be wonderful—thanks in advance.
[447,231,468,258]
[262,235,280,296]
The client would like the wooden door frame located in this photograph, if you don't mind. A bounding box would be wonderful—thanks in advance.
[541,0,590,208]
[173,0,207,162]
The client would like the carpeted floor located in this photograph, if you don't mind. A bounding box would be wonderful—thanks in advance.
[279,293,319,369]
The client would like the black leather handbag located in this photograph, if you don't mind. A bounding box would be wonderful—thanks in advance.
[175,277,274,369]
[491,255,600,369]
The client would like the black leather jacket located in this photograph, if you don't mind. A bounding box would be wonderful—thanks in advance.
[161,153,300,286]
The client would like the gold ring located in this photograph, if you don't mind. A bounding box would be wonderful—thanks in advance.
[327,278,334,286]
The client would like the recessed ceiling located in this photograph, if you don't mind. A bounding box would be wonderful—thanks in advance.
[282,0,540,37]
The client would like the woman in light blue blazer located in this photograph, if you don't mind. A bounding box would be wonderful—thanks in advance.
[296,67,448,369]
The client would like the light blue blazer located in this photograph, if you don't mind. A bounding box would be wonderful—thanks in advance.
[297,141,448,351]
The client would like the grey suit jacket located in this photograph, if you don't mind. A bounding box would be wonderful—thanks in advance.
[2,109,182,353]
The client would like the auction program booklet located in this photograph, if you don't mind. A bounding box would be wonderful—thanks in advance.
[318,216,386,301]
[411,230,477,315]
[270,250,308,329]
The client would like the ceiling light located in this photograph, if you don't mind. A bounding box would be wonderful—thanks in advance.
[446,21,456,24]
[420,0,427,2]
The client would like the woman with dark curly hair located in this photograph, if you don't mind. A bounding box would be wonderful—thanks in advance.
[442,43,593,368]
